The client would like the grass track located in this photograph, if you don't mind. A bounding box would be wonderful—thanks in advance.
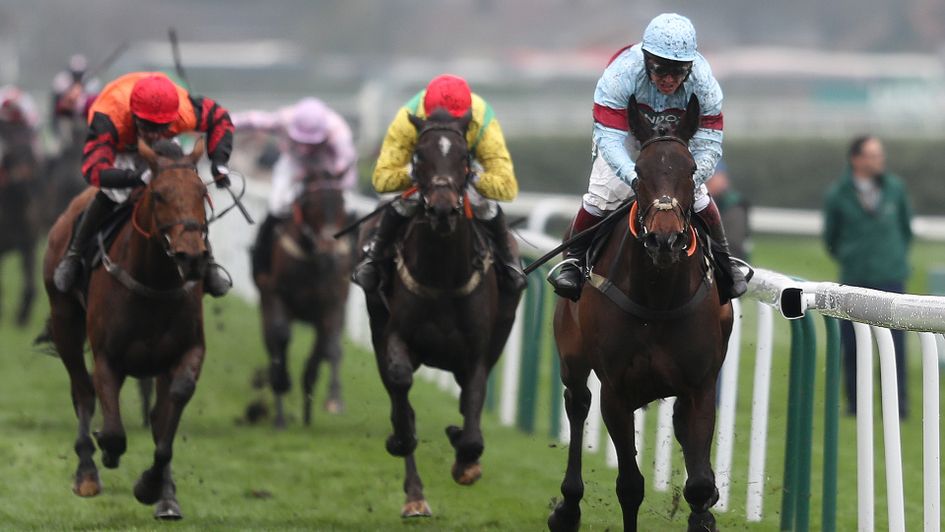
[0,235,942,530]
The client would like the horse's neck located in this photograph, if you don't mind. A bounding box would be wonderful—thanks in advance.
[619,231,702,310]
[403,218,477,289]
[118,197,181,290]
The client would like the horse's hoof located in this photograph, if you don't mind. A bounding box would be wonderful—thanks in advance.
[401,499,432,518]
[72,472,101,497]
[547,503,580,532]
[324,398,344,415]
[101,452,120,469]
[451,461,482,486]
[133,473,162,505]
[154,498,183,520]
[385,434,417,457]
[687,511,717,532]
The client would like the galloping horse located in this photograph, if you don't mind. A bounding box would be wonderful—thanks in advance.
[548,95,734,532]
[254,173,353,427]
[41,138,213,519]
[0,142,39,326]
[359,109,522,518]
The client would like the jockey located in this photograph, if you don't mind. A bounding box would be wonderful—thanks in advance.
[232,97,357,277]
[49,54,100,148]
[0,85,41,156]
[351,74,526,292]
[52,72,235,297]
[547,13,748,301]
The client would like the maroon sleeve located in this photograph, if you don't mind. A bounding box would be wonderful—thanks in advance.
[81,112,119,187]
[190,95,234,166]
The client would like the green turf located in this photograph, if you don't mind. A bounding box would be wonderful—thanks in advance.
[0,236,942,530]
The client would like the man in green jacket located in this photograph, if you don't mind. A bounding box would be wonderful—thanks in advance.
[823,135,913,418]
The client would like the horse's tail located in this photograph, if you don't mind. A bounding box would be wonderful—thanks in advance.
[33,316,58,357]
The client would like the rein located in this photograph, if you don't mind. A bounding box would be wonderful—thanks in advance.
[103,160,205,299]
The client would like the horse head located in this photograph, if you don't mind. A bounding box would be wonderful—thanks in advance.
[407,108,472,234]
[626,94,701,267]
[137,137,209,281]
[293,180,349,263]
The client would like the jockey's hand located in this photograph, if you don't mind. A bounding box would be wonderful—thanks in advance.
[211,164,231,189]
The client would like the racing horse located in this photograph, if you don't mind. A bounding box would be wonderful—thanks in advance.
[359,109,522,517]
[41,138,213,519]
[0,142,39,326]
[254,172,353,427]
[548,95,734,532]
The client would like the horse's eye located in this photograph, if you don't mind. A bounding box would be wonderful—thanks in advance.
[152,191,165,203]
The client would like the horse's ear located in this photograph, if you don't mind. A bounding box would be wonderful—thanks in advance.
[676,94,702,143]
[458,109,472,133]
[407,113,424,131]
[626,95,653,144]
[189,136,206,164]
[138,138,158,168]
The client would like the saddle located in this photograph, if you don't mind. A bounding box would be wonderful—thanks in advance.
[70,199,135,295]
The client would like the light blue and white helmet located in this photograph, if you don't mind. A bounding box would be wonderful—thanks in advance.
[641,13,698,62]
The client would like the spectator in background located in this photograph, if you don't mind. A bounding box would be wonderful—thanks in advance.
[706,159,751,260]
[823,135,913,418]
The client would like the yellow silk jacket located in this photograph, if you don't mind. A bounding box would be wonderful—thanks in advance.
[372,90,518,201]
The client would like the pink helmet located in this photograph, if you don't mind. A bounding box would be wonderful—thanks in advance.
[288,98,330,144]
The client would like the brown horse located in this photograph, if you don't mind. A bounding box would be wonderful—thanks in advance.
[41,138,212,519]
[548,95,734,532]
[254,177,352,427]
[359,109,522,518]
[0,140,40,326]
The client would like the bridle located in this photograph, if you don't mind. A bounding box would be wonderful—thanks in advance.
[629,135,697,257]
[131,161,209,256]
[413,124,471,217]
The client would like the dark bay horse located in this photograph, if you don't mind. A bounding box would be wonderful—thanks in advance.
[0,138,40,326]
[41,138,213,519]
[254,176,353,427]
[359,109,522,518]
[549,95,734,532]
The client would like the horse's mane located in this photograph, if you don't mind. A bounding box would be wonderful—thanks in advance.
[151,140,184,159]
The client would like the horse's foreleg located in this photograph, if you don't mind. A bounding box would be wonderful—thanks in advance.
[16,243,36,327]
[378,333,427,517]
[91,356,127,469]
[138,378,153,428]
[548,362,592,532]
[600,386,645,532]
[134,345,204,520]
[447,362,487,486]
[673,386,720,532]
[262,295,291,428]
[301,332,322,426]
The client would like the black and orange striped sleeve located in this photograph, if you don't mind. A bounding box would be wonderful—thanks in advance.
[81,112,119,187]
[189,95,234,167]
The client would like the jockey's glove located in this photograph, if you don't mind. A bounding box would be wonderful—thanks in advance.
[211,164,231,189]
[98,166,148,189]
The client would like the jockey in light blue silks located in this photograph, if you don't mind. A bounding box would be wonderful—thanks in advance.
[546,13,748,301]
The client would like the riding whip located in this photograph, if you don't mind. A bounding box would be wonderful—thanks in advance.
[168,28,253,225]
[522,200,633,275]
[333,187,418,239]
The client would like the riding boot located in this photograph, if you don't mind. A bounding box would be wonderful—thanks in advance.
[53,190,116,292]
[696,198,748,300]
[481,208,527,292]
[203,242,232,298]
[351,206,410,291]
[547,207,604,301]
[251,214,285,278]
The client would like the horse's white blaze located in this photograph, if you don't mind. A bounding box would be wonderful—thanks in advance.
[439,135,451,157]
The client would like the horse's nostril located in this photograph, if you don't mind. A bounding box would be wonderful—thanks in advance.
[644,233,659,249]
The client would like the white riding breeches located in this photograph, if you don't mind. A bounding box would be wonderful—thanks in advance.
[582,154,709,216]
[100,153,152,204]
[268,155,301,217]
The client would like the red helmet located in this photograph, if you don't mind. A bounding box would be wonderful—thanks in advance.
[130,75,179,124]
[423,74,472,118]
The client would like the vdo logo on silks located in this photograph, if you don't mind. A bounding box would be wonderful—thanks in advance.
[636,103,686,132]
